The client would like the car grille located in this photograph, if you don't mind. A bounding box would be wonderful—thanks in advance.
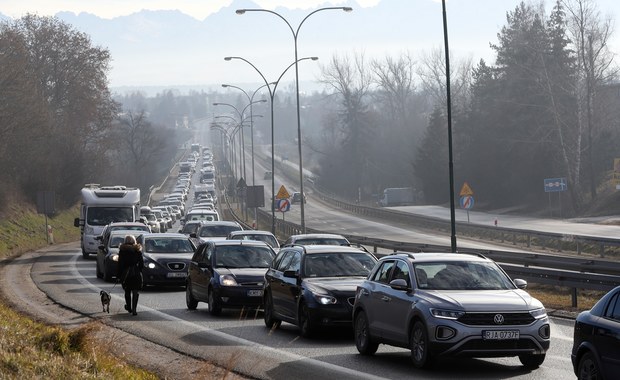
[458,338,540,352]
[167,262,186,271]
[458,312,535,326]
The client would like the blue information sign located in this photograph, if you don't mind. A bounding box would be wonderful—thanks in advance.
[544,178,567,192]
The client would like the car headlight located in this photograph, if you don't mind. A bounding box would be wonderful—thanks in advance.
[220,274,238,286]
[145,261,156,269]
[312,293,337,305]
[112,254,119,262]
[84,226,94,235]
[530,308,548,319]
[430,308,465,320]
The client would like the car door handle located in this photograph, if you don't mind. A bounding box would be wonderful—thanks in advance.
[381,296,391,302]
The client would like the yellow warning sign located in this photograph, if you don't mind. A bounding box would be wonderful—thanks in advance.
[276,185,290,200]
[459,182,474,196]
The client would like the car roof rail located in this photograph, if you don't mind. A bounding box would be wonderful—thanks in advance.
[389,251,417,259]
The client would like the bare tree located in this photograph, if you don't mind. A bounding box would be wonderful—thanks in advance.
[318,53,374,197]
[562,0,618,199]
[416,47,474,110]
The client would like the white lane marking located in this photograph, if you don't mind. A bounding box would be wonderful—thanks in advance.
[68,254,383,380]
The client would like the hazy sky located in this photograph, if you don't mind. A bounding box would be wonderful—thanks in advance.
[3,0,620,88]
[2,1,381,19]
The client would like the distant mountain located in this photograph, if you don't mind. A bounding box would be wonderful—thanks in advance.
[3,0,527,91]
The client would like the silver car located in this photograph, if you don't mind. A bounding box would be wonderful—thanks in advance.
[352,252,550,369]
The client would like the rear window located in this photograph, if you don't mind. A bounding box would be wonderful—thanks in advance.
[303,252,376,278]
[144,238,194,253]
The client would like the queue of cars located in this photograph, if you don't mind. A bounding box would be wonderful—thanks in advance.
[88,145,620,374]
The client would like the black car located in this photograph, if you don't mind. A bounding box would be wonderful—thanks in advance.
[263,245,378,337]
[572,285,620,380]
[137,233,196,287]
[186,240,276,315]
[96,229,143,282]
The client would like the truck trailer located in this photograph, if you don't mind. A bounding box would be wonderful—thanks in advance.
[378,187,414,207]
[74,184,141,258]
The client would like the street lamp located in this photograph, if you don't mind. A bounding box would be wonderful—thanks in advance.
[237,6,352,233]
[441,0,457,252]
[213,100,267,184]
[222,83,271,187]
[225,55,319,233]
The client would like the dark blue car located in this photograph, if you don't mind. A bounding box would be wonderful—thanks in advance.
[572,285,620,380]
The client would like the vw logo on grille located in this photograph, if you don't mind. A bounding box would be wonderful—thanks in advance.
[493,314,505,324]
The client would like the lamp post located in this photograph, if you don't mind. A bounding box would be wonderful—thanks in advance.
[222,83,271,187]
[214,116,245,181]
[225,55,319,233]
[236,6,352,233]
[213,100,267,184]
[441,0,457,252]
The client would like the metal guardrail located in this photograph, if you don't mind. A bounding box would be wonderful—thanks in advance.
[245,196,620,308]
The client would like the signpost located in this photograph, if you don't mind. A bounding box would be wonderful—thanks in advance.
[459,182,474,223]
[544,177,567,218]
[275,185,291,221]
[36,191,55,244]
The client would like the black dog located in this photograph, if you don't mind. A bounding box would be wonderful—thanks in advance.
[100,290,111,313]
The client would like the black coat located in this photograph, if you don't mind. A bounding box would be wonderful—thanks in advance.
[118,243,144,290]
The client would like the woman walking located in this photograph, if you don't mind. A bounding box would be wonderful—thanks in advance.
[118,235,144,316]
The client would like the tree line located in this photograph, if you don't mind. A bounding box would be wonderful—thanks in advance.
[312,0,620,216]
[0,15,191,212]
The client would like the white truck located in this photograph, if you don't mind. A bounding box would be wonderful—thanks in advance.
[74,184,141,258]
[378,187,415,207]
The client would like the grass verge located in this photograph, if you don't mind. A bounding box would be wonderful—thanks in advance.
[0,203,159,379]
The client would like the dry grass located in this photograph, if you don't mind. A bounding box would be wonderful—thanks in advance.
[0,204,159,380]
[0,302,158,379]
[526,283,606,313]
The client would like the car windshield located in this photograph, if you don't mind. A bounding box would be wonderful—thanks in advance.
[109,236,125,248]
[413,261,515,290]
[144,238,194,253]
[214,246,274,268]
[199,225,241,237]
[303,253,376,277]
[111,225,149,232]
[181,223,201,235]
[235,234,279,248]
[86,207,133,226]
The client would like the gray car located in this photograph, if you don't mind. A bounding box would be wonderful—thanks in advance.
[352,252,550,369]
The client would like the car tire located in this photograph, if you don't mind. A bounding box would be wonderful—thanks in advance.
[410,321,433,369]
[263,292,281,329]
[207,287,221,316]
[519,353,546,369]
[186,281,198,310]
[354,311,379,355]
[82,251,89,259]
[299,302,315,338]
[96,259,103,279]
[576,352,598,379]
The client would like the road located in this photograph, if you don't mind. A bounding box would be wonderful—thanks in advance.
[0,145,593,379]
[16,241,576,380]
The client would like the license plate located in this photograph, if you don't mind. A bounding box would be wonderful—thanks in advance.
[483,330,519,340]
[247,290,263,297]
[167,272,187,278]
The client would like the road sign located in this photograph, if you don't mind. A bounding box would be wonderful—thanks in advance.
[459,182,474,196]
[460,195,474,210]
[236,178,246,189]
[276,185,290,200]
[544,178,567,192]
[276,198,290,212]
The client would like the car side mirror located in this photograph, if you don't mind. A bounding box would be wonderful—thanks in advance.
[98,245,104,250]
[190,233,197,238]
[74,218,80,227]
[513,278,527,289]
[389,278,410,291]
